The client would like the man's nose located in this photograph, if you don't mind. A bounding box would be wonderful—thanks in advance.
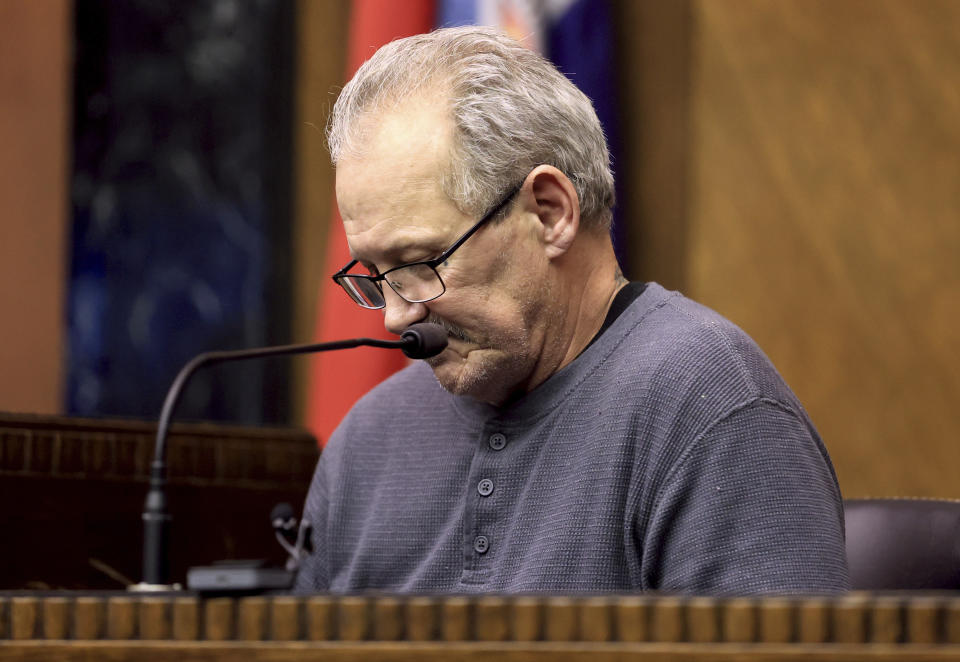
[382,288,428,336]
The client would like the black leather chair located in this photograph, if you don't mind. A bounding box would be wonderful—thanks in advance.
[844,498,960,590]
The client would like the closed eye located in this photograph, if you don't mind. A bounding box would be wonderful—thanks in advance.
[357,261,379,277]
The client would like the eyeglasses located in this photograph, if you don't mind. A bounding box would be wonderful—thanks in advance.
[332,181,523,309]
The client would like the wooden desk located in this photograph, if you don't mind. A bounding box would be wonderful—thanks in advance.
[2,593,960,660]
[0,413,318,589]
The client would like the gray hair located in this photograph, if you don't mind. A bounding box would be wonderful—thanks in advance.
[327,26,615,230]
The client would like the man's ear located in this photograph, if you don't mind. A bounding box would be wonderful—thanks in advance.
[523,165,580,259]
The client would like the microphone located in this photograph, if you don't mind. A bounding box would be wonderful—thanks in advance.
[399,322,449,359]
[131,323,447,591]
[271,502,312,572]
[270,502,298,542]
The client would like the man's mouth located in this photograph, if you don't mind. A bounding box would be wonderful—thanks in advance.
[424,315,475,344]
[425,333,474,366]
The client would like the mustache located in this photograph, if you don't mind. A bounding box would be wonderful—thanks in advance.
[423,314,474,343]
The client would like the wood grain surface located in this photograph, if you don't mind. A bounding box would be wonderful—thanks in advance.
[0,414,318,590]
[617,0,959,499]
[0,0,69,416]
[290,0,348,423]
[3,592,960,660]
[2,592,959,644]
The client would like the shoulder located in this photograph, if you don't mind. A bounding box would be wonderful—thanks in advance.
[609,283,796,406]
[581,284,810,454]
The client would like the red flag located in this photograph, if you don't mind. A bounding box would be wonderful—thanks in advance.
[306,0,436,446]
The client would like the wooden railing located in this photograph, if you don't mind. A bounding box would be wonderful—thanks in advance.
[0,413,318,590]
[2,592,960,660]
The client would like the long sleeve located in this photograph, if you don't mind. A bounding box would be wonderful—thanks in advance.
[293,457,331,593]
[640,398,849,593]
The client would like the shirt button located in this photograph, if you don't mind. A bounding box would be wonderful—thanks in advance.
[474,535,489,554]
[477,478,494,497]
[489,433,507,450]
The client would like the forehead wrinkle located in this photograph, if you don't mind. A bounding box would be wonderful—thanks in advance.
[336,94,466,265]
[340,176,464,264]
[345,213,458,266]
[338,170,438,217]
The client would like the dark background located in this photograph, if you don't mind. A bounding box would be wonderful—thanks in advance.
[68,0,295,426]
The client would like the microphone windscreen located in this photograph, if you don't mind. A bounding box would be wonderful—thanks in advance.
[270,502,295,527]
[400,323,449,359]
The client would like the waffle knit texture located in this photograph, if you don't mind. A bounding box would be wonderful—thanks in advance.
[295,283,849,594]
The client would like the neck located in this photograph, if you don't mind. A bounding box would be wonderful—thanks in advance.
[519,234,626,399]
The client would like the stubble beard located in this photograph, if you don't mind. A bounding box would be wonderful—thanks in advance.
[423,312,536,404]
[421,276,556,405]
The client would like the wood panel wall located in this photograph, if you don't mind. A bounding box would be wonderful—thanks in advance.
[0,1,70,415]
[290,0,349,423]
[620,0,959,498]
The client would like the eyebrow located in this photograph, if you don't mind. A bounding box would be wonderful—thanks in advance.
[351,235,449,271]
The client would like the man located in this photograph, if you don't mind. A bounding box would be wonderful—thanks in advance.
[295,26,848,594]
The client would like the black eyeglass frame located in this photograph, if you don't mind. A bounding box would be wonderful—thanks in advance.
[332,180,524,310]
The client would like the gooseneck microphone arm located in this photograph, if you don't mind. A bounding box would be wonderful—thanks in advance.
[134,323,447,590]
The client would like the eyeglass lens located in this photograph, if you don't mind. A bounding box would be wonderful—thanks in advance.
[340,276,384,308]
[340,262,445,308]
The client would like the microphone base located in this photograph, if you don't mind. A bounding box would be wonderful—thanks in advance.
[128,582,183,592]
[186,559,294,594]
